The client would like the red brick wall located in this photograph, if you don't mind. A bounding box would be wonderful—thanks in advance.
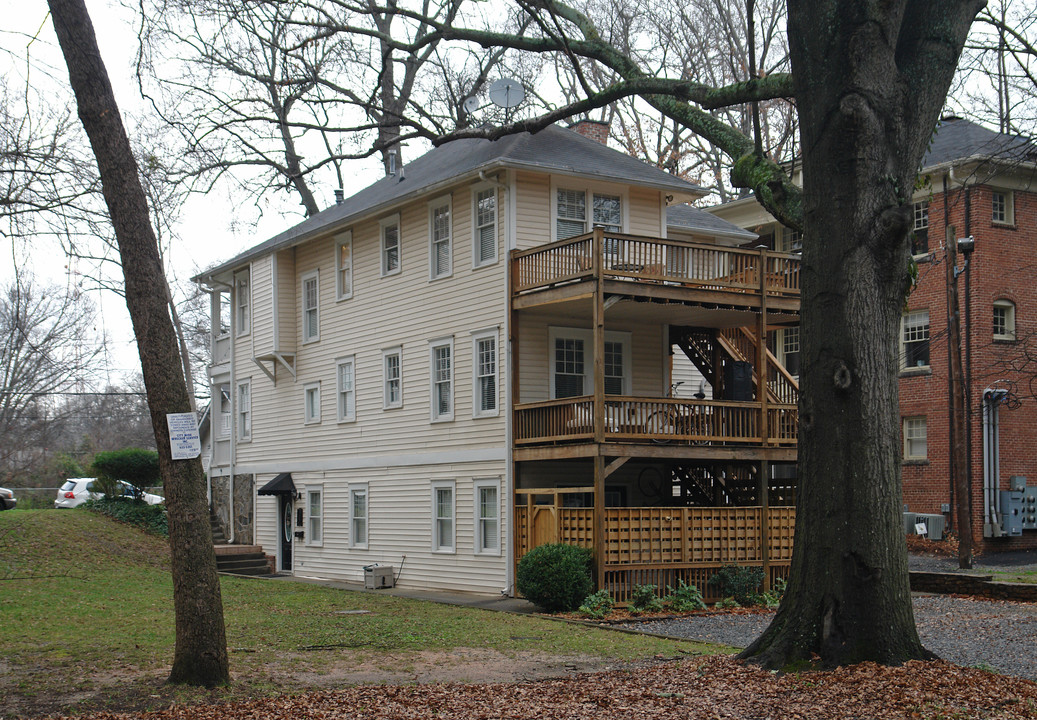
[900,181,1037,552]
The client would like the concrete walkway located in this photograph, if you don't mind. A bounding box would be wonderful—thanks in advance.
[264,572,540,614]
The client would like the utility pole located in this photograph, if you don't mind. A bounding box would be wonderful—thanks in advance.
[947,231,975,569]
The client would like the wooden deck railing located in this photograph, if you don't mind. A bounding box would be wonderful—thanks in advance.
[514,395,797,446]
[512,230,800,297]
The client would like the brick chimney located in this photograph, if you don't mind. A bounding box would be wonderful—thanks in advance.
[569,119,610,144]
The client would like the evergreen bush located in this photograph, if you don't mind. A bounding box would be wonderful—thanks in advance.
[708,564,764,606]
[516,543,593,612]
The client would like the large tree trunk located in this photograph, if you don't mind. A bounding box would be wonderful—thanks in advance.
[48,0,230,686]
[741,0,983,668]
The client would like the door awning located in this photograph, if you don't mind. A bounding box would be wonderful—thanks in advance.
[257,472,296,496]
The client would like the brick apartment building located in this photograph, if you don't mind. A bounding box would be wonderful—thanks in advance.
[711,116,1037,552]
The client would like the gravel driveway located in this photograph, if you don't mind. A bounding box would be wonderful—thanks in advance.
[620,553,1037,681]
[622,595,1037,680]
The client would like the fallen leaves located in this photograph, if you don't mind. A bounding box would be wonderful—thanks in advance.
[51,656,1037,720]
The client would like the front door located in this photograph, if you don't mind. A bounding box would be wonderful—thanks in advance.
[279,497,293,571]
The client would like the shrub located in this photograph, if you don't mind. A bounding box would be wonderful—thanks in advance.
[629,584,664,615]
[665,579,707,612]
[709,564,764,606]
[578,589,615,619]
[516,543,593,612]
[92,448,161,498]
[714,597,741,610]
[757,576,787,608]
[84,497,168,537]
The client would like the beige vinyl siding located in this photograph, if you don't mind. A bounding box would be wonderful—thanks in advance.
[517,310,667,403]
[671,350,709,397]
[514,173,666,251]
[628,186,665,236]
[514,171,551,251]
[251,256,274,355]
[254,489,280,565]
[236,181,508,469]
[275,249,297,353]
[289,464,508,593]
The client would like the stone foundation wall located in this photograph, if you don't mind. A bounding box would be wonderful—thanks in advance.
[211,474,255,544]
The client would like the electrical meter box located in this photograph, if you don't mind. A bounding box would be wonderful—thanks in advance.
[1000,490,1025,536]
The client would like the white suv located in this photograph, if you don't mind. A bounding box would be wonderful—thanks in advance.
[55,478,164,509]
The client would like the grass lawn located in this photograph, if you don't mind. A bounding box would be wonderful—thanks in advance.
[989,569,1037,584]
[0,510,717,717]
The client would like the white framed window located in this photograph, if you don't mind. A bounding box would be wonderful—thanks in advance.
[474,478,501,555]
[382,346,403,409]
[336,356,356,422]
[548,327,631,399]
[903,416,927,460]
[472,330,498,418]
[306,487,323,546]
[381,215,401,276]
[779,327,801,378]
[350,484,368,548]
[216,384,231,439]
[303,382,321,424]
[994,300,1016,341]
[335,232,353,300]
[992,190,1014,225]
[901,310,930,370]
[235,269,250,336]
[432,481,455,553]
[429,196,452,279]
[217,290,231,337]
[472,184,497,267]
[911,201,929,256]
[554,186,625,240]
[236,379,251,441]
[776,226,802,254]
[429,338,454,421]
[302,270,320,343]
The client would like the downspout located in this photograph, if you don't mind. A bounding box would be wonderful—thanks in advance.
[943,175,955,513]
[484,168,515,595]
[213,278,236,545]
[983,388,1008,536]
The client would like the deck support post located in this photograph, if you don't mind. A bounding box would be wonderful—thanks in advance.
[760,459,771,591]
[592,228,607,590]
[594,453,606,590]
[758,249,770,446]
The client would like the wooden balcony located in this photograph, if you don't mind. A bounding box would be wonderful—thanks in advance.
[511,229,800,313]
[513,395,797,461]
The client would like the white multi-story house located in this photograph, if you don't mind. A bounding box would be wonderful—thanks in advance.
[196,121,801,601]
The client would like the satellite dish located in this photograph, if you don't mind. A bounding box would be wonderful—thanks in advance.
[463,96,481,115]
[488,78,525,109]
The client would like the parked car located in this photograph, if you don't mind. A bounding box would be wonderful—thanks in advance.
[54,478,164,509]
[0,487,15,510]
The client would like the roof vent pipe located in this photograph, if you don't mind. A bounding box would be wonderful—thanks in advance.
[334,188,344,204]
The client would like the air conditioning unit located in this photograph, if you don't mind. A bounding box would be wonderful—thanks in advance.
[911,513,945,541]
[363,564,395,589]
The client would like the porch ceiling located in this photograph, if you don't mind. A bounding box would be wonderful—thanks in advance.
[520,297,797,330]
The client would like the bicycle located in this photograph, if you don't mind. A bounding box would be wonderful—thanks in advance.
[648,381,710,445]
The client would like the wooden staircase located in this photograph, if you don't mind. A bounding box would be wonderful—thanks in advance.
[210,508,272,576]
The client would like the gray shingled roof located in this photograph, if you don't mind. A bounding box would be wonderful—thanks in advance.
[923,116,1036,168]
[198,124,705,280]
[665,203,757,240]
